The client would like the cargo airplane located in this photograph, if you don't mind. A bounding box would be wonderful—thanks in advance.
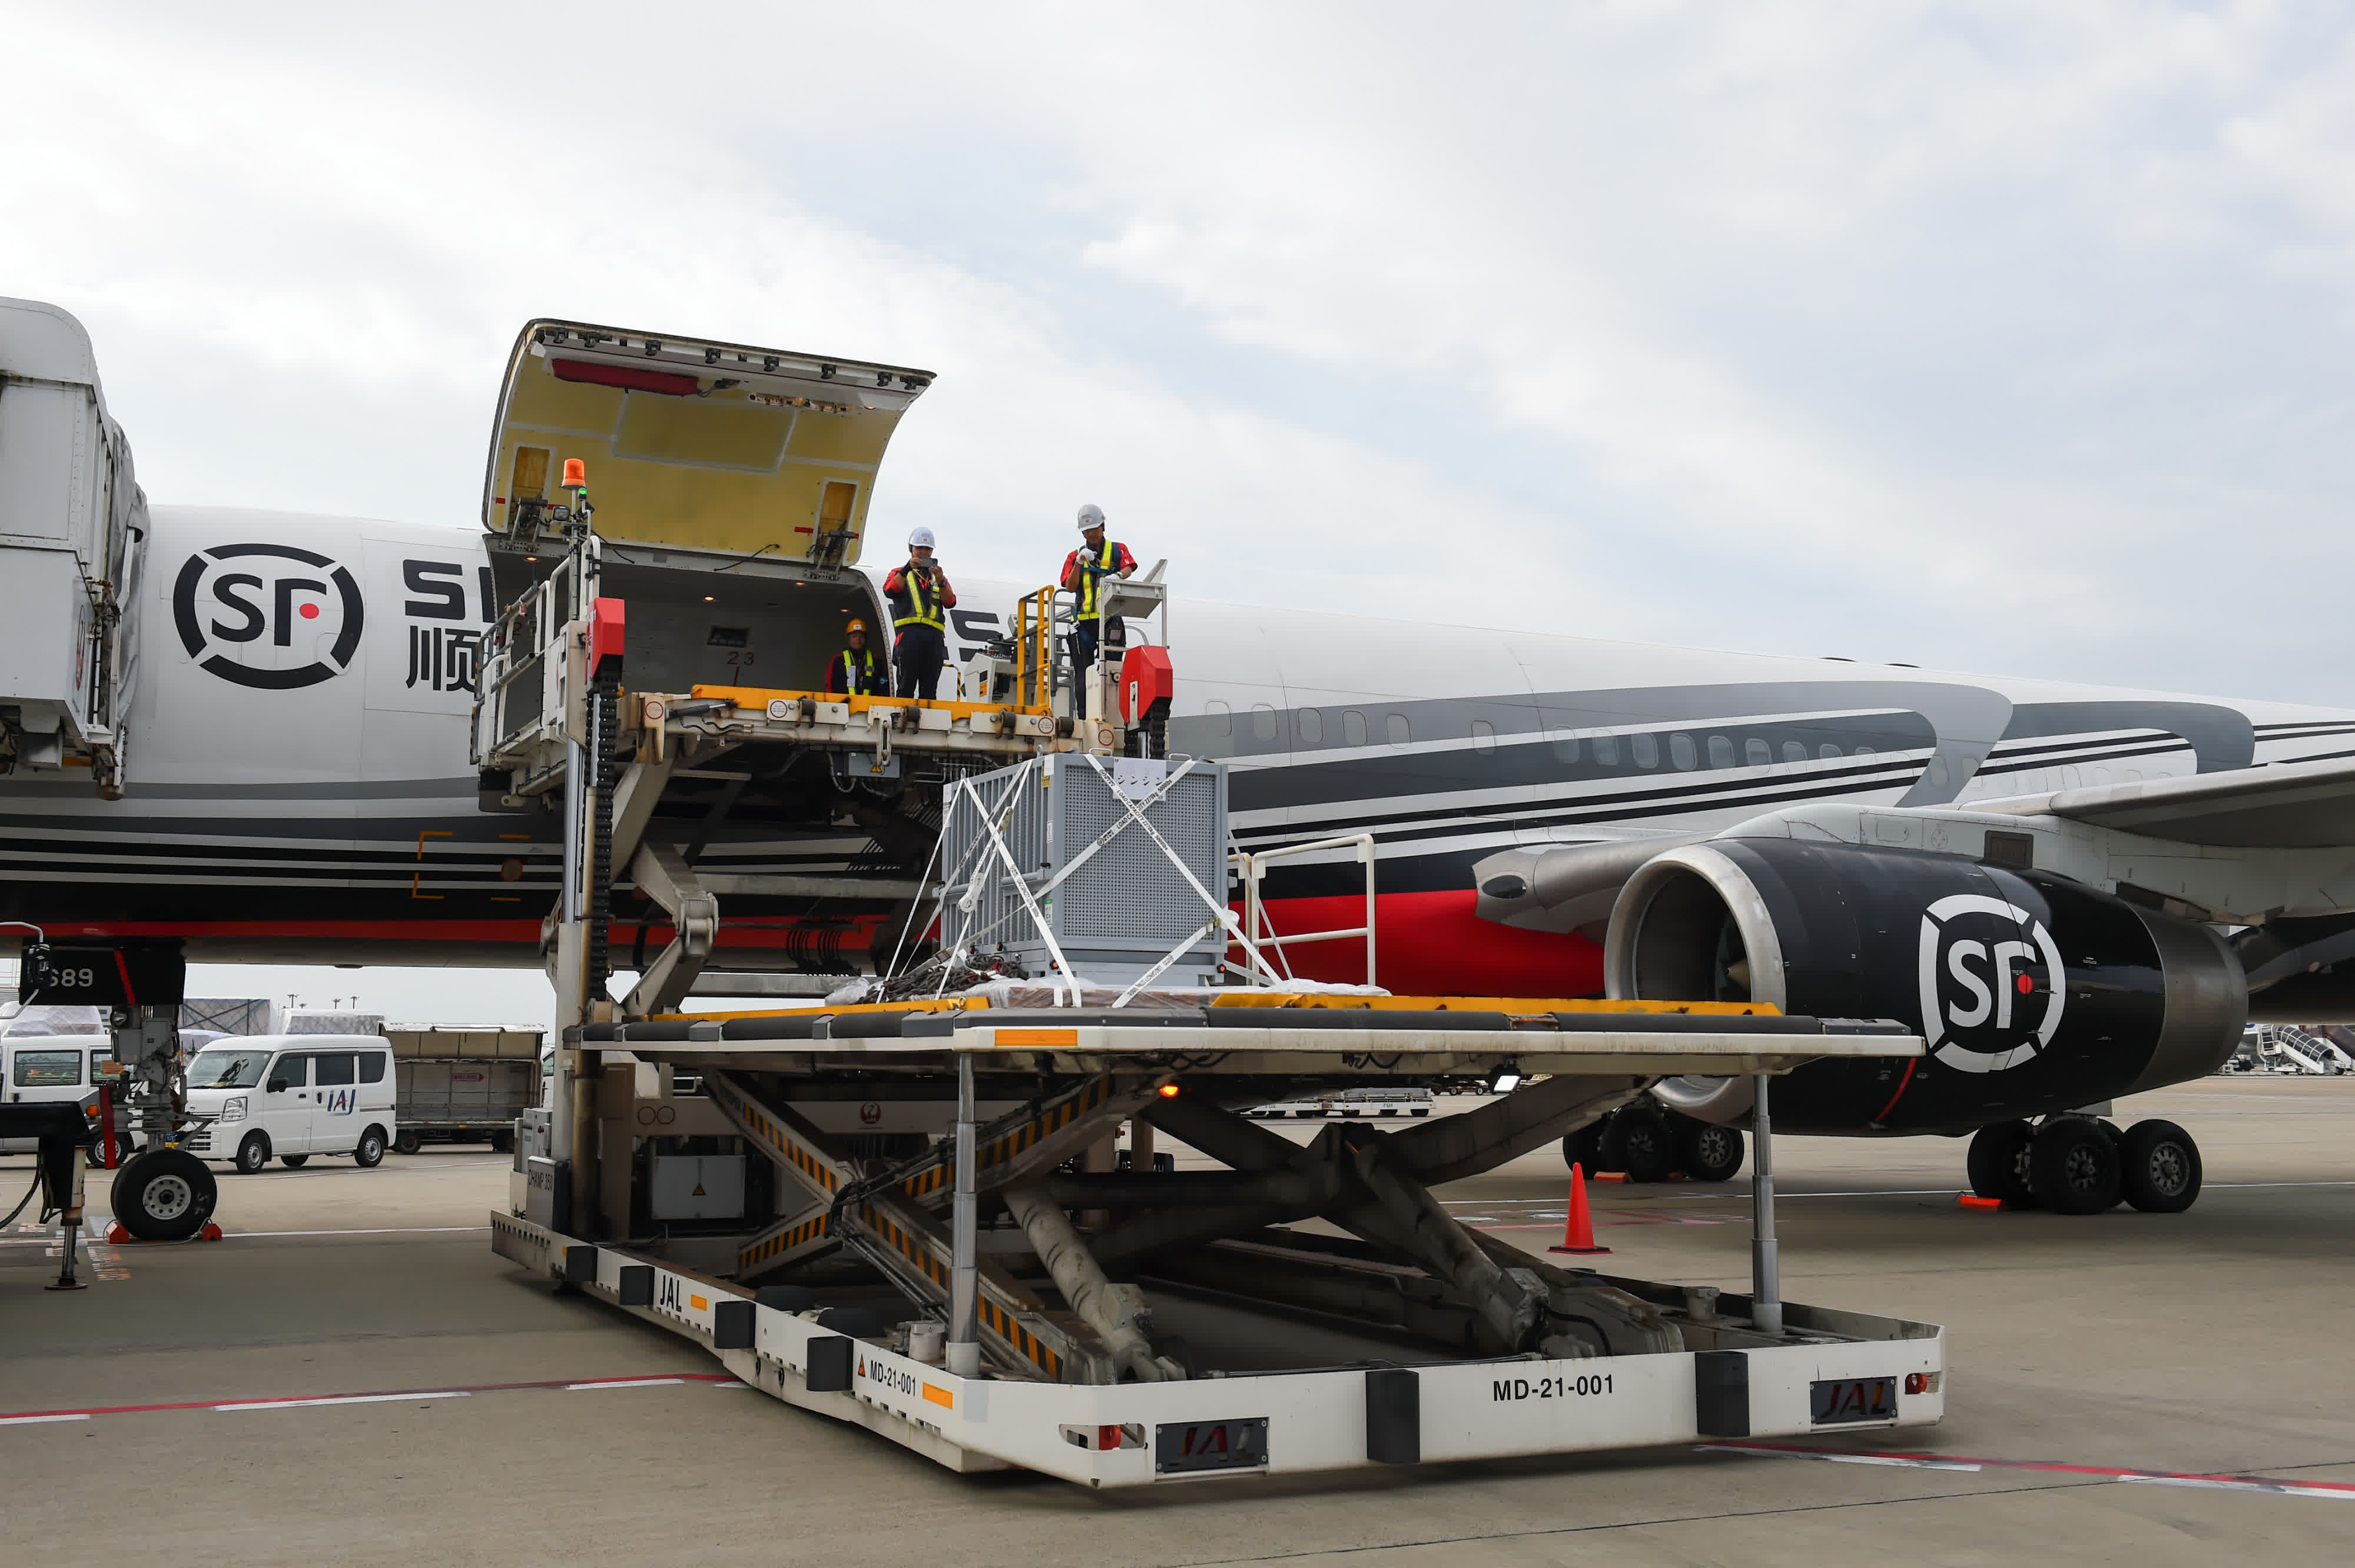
[9,301,2355,1215]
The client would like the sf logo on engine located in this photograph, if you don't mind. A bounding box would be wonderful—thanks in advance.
[1916,893,2066,1073]
[173,544,366,689]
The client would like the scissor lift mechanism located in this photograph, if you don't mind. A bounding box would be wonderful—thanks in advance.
[496,1006,1944,1486]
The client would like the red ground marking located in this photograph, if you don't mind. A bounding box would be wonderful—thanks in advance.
[0,1372,742,1423]
[1703,1441,2355,1499]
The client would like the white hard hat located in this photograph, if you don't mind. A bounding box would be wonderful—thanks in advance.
[908,526,937,548]
[1077,503,1105,532]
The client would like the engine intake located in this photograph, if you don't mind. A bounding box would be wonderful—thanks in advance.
[1604,838,2246,1134]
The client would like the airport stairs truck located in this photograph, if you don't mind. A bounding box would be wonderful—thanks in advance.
[468,319,1949,1488]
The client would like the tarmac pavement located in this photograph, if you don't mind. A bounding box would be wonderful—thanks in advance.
[5,1076,2353,1566]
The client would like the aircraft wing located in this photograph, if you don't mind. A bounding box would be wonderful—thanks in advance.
[1973,754,2355,848]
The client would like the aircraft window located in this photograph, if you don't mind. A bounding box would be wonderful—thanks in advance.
[1593,734,1618,767]
[1342,710,1367,747]
[1298,708,1323,745]
[1205,700,1232,738]
[360,1052,387,1084]
[1670,733,1697,770]
[1707,735,1734,768]
[1746,738,1772,768]
[1631,733,1659,769]
[1553,734,1579,764]
[313,1053,357,1086]
[1927,756,1950,788]
[1471,720,1497,755]
[1387,714,1411,747]
[1251,704,1277,741]
[1818,743,1842,761]
[1855,746,1876,759]
[12,1050,81,1088]
[1783,741,1807,764]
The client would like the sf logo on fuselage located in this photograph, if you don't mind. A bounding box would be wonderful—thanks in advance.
[174,544,365,689]
[1916,893,2065,1073]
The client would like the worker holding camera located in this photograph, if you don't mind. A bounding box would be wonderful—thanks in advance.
[1060,503,1137,702]
[884,527,956,701]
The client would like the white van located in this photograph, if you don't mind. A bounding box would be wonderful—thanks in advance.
[181,1035,396,1174]
[0,1036,120,1154]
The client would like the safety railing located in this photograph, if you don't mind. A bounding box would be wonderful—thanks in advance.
[1228,834,1378,986]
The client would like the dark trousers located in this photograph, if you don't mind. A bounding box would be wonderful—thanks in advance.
[1067,617,1122,710]
[893,624,948,702]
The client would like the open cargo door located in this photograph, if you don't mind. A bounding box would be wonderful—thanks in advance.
[481,320,931,568]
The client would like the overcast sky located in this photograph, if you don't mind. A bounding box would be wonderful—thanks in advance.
[9,3,2355,1020]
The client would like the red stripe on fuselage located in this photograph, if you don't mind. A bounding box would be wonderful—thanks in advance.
[1244,890,1604,996]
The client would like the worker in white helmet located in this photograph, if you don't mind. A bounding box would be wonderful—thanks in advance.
[883,526,956,701]
[1060,503,1136,701]
[824,616,889,697]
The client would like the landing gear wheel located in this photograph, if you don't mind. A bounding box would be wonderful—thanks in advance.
[1561,1119,1607,1174]
[1966,1120,2037,1206]
[234,1131,272,1176]
[1676,1119,1745,1182]
[1600,1110,1674,1183]
[111,1149,219,1242]
[2118,1119,2202,1213]
[2030,1118,2121,1215]
[353,1128,387,1168]
[393,1129,423,1156]
[280,1154,309,1168]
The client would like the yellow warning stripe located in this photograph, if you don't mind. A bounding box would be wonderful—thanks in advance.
[718,1088,840,1194]
[739,1211,831,1268]
[896,1075,1118,1201]
[855,1201,1062,1379]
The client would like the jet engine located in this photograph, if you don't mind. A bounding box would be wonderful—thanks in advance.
[1603,838,2247,1135]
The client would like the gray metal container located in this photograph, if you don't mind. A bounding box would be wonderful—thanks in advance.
[939,755,1228,988]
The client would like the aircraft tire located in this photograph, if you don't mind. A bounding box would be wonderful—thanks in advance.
[112,1149,218,1242]
[2030,1118,2121,1215]
[1676,1118,1745,1182]
[1600,1109,1675,1183]
[1966,1121,2037,1206]
[1561,1119,1607,1174]
[2118,1120,2202,1214]
[233,1132,271,1176]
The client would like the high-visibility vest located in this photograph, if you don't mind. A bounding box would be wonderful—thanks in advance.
[834,647,885,696]
[1073,540,1126,619]
[893,568,946,631]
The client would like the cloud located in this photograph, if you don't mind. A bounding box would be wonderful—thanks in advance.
[2,2,2352,701]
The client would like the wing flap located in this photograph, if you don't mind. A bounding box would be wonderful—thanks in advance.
[1976,755,2355,848]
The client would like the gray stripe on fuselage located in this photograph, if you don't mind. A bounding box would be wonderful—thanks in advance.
[1176,681,2261,817]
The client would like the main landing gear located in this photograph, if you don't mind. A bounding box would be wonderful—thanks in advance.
[1966,1116,2203,1214]
[1561,1102,1746,1184]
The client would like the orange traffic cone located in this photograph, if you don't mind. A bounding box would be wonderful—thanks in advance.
[1548,1163,1611,1255]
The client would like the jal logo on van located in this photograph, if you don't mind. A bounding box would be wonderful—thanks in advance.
[174,543,366,690]
[321,1088,357,1115]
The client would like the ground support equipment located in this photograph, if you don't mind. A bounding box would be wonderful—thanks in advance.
[495,1003,1945,1487]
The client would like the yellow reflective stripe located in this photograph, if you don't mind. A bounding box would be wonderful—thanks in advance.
[894,571,945,630]
[1076,541,1119,616]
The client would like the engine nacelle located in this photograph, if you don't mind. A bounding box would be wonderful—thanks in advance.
[1604,838,2247,1135]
